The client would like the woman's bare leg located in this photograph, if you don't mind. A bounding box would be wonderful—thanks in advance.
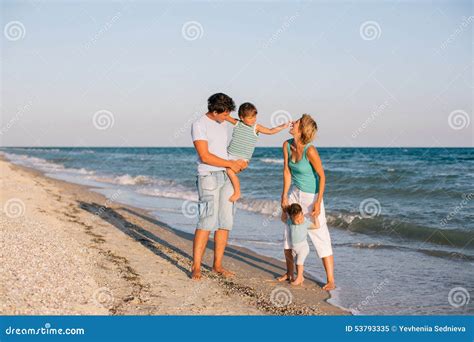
[321,255,335,290]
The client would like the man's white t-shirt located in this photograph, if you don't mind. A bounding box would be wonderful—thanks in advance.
[191,114,228,175]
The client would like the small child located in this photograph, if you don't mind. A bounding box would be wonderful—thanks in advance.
[281,203,318,286]
[226,102,289,202]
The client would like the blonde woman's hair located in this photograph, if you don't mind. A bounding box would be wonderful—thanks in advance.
[299,114,318,145]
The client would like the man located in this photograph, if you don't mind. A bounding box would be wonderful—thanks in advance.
[190,93,247,280]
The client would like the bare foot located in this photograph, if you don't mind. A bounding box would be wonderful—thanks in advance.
[212,267,235,278]
[191,267,202,281]
[229,192,241,202]
[322,281,336,290]
[291,277,305,286]
[277,274,293,282]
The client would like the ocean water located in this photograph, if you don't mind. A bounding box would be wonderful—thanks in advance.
[1,147,473,315]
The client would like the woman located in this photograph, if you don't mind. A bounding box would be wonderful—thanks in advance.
[279,114,335,290]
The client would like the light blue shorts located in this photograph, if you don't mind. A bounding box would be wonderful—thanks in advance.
[196,171,235,231]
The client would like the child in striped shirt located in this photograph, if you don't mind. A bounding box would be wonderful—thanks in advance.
[225,102,289,202]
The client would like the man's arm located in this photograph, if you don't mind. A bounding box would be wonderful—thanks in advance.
[224,116,239,125]
[193,140,246,173]
[256,122,290,135]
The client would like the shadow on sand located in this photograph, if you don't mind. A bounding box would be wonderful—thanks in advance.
[78,201,289,280]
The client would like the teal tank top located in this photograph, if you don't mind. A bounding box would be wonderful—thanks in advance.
[287,138,319,194]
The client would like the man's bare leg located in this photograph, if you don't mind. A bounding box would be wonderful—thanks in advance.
[321,254,335,290]
[212,228,235,277]
[226,168,241,202]
[192,229,210,280]
[277,249,295,282]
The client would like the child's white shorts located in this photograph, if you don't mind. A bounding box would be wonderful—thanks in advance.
[283,186,333,258]
[292,240,310,266]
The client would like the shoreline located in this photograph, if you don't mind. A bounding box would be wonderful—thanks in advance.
[0,155,348,315]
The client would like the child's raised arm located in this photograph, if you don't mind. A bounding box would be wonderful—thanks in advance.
[256,121,290,135]
[308,216,320,230]
[225,116,239,125]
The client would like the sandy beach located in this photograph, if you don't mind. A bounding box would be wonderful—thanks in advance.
[0,156,346,315]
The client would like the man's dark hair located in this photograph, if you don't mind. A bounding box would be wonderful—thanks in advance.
[286,203,303,219]
[208,93,236,113]
[238,102,257,119]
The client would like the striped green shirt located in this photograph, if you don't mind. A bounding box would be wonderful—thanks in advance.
[227,120,259,160]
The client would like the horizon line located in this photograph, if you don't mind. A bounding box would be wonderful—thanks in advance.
[1,145,473,149]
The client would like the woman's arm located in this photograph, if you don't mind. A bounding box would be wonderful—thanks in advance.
[307,145,326,218]
[281,140,292,208]
[280,208,288,223]
[256,122,290,135]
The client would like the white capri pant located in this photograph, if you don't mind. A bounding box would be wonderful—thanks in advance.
[283,187,333,258]
[292,241,310,265]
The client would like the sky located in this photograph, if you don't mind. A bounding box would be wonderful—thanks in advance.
[1,0,472,147]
